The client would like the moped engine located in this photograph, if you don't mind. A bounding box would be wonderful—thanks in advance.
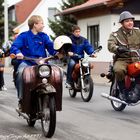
[72,64,80,81]
[127,85,140,103]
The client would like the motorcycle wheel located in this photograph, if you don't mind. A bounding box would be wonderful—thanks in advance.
[81,75,94,102]
[69,88,77,98]
[41,95,56,138]
[110,80,126,111]
[27,114,36,127]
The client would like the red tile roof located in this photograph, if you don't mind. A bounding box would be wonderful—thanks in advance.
[15,0,41,24]
[59,0,122,15]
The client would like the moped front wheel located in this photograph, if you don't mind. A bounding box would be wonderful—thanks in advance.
[41,94,56,138]
[81,75,94,102]
[110,81,126,111]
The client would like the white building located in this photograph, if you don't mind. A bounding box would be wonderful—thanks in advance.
[6,0,61,66]
[59,0,140,73]
[14,0,61,36]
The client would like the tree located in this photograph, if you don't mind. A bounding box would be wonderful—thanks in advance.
[48,0,87,39]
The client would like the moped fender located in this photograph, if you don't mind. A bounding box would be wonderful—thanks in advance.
[45,84,56,93]
[36,84,56,94]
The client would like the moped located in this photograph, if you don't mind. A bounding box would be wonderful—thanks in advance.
[67,46,102,102]
[10,54,63,138]
[101,49,140,111]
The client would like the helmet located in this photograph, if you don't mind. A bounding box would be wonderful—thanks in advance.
[119,11,134,23]
[54,35,72,50]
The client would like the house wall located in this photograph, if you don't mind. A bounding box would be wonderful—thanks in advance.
[78,15,111,73]
[78,15,113,62]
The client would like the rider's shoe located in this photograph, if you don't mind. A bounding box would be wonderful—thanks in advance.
[65,82,72,89]
[0,86,7,91]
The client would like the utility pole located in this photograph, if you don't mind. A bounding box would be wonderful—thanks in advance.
[4,0,9,42]
[4,0,9,66]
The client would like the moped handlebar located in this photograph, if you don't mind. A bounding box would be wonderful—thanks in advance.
[72,46,102,59]
[128,49,140,58]
[94,46,102,53]
[10,53,56,64]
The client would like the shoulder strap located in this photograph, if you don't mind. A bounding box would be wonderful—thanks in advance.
[112,32,127,46]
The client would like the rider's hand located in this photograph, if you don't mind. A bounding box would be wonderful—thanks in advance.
[16,53,24,59]
[39,59,44,64]
[117,46,129,54]
[55,52,64,59]
[68,52,74,56]
[90,53,97,58]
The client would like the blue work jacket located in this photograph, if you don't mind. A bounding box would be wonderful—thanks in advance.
[10,30,56,65]
[70,34,94,60]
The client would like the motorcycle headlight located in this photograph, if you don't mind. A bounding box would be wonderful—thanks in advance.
[82,61,89,67]
[38,65,51,77]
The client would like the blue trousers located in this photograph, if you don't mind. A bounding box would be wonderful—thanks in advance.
[66,58,77,84]
[16,62,31,100]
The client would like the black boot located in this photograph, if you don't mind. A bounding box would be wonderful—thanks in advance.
[18,99,22,111]
[117,80,128,101]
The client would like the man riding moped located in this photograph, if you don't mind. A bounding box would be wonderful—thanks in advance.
[10,15,62,110]
[65,25,96,88]
[9,15,69,138]
[108,11,140,103]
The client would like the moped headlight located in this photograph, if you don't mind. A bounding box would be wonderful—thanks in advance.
[38,65,50,77]
[82,61,89,67]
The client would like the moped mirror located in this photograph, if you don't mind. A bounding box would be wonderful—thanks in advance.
[10,53,16,59]
[94,46,102,53]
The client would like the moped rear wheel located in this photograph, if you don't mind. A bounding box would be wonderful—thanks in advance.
[81,75,94,102]
[41,95,56,138]
[110,80,126,111]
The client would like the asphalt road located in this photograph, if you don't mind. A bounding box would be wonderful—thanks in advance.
[1,73,140,140]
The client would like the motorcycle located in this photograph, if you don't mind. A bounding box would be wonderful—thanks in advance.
[101,49,140,111]
[10,54,63,138]
[66,46,102,102]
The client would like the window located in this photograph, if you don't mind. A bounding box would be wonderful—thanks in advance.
[48,8,59,21]
[87,25,99,50]
[8,8,16,21]
[134,20,140,29]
